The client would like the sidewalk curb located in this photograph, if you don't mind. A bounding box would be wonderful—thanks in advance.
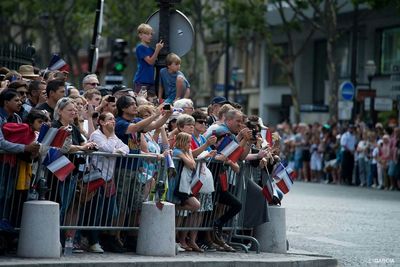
[0,252,338,267]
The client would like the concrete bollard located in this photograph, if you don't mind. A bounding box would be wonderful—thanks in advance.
[136,201,176,256]
[17,200,61,258]
[254,206,287,253]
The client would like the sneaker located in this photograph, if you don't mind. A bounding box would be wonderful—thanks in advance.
[72,243,84,253]
[105,238,126,253]
[176,243,185,252]
[199,242,217,252]
[89,243,104,253]
[213,224,223,242]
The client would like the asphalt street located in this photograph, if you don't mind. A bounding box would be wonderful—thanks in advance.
[283,181,400,266]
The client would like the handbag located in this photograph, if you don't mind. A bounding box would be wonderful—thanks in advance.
[178,166,194,195]
[197,162,214,194]
[82,165,103,183]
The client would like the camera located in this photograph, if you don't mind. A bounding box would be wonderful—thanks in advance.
[163,104,171,110]
[252,129,258,139]
[89,144,99,151]
[246,121,259,139]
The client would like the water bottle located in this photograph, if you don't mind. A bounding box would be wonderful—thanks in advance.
[64,237,73,256]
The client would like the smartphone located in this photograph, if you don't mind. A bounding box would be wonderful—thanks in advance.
[252,129,258,139]
[163,104,171,110]
[139,86,147,95]
[107,96,115,102]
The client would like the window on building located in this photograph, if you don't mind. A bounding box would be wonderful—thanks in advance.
[313,40,327,105]
[380,27,400,74]
[313,33,352,104]
[268,43,288,86]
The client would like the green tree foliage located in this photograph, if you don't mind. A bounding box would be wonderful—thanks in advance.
[0,0,96,83]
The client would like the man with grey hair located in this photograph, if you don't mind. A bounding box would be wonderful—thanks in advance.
[203,108,252,251]
[82,74,100,92]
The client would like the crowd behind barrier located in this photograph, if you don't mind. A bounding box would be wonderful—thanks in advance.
[275,121,400,191]
[0,150,266,253]
[2,21,397,258]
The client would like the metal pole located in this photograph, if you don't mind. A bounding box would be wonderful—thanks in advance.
[155,0,181,98]
[88,0,104,73]
[224,8,230,100]
[350,2,359,122]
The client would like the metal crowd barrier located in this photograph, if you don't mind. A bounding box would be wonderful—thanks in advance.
[0,151,265,253]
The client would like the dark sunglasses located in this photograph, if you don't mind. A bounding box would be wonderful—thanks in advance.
[17,91,29,96]
[86,82,100,86]
[196,120,207,125]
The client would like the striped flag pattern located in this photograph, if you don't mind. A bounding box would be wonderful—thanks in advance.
[43,148,75,181]
[48,54,70,72]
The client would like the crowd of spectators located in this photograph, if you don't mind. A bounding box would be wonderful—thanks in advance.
[1,22,398,257]
[276,121,400,191]
[0,61,281,255]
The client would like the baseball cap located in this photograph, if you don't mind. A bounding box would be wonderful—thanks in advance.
[112,85,133,95]
[211,96,229,105]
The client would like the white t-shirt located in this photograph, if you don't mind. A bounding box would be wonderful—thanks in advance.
[372,146,379,164]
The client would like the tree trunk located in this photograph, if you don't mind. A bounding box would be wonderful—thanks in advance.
[325,0,339,121]
[327,39,338,121]
[286,66,300,123]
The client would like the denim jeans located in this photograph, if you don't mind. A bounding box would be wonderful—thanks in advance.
[357,158,369,185]
[59,175,78,225]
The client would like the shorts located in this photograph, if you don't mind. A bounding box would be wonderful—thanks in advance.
[134,83,156,95]
[294,152,303,170]
[387,160,396,177]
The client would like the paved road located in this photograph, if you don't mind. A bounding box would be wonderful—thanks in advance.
[283,182,400,266]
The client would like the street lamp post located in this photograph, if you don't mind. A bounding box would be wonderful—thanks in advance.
[365,60,377,124]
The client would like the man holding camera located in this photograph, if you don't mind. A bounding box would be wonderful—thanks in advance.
[204,109,252,251]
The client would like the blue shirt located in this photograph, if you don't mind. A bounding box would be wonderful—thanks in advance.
[173,148,183,158]
[159,67,190,103]
[115,116,141,169]
[115,116,141,154]
[203,123,235,141]
[134,43,155,84]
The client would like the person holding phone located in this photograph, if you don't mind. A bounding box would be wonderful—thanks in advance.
[133,23,164,95]
[96,95,117,116]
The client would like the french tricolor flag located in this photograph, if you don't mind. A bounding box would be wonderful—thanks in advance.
[261,168,281,204]
[217,136,244,163]
[262,178,279,204]
[275,168,293,194]
[272,161,292,177]
[37,124,71,148]
[48,54,70,72]
[43,148,75,181]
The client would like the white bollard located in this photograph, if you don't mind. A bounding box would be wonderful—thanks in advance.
[136,201,176,256]
[17,200,61,258]
[254,206,287,253]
